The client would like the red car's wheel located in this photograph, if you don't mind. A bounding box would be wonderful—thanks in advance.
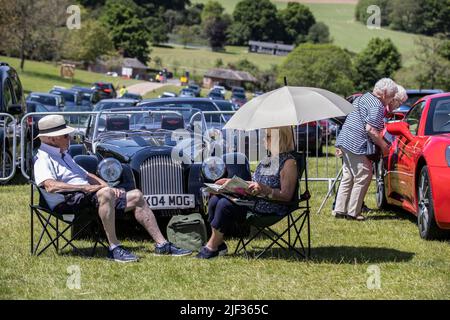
[375,159,388,209]
[417,166,445,240]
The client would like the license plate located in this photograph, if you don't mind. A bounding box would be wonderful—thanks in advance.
[143,194,195,209]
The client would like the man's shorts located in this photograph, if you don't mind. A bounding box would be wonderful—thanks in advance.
[53,191,127,215]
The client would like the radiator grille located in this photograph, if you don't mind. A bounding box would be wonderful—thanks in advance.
[139,155,184,195]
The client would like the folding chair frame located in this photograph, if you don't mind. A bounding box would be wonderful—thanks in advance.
[234,151,311,260]
[30,182,108,257]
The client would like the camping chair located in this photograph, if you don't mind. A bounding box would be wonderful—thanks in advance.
[30,155,108,257]
[234,151,311,259]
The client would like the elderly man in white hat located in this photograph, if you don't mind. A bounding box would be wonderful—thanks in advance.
[33,115,191,262]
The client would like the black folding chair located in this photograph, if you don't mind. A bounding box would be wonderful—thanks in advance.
[234,151,311,259]
[30,155,108,257]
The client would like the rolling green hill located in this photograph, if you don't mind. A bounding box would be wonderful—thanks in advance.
[191,0,430,67]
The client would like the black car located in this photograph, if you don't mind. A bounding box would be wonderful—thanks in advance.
[295,122,324,156]
[25,101,50,139]
[188,84,201,97]
[49,88,90,124]
[207,89,225,100]
[73,106,250,227]
[211,100,237,121]
[72,86,102,107]
[120,92,143,101]
[230,92,247,108]
[26,92,64,112]
[138,98,228,130]
[0,62,26,181]
[93,99,139,111]
[92,82,117,99]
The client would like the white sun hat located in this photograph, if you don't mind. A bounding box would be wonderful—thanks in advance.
[36,115,75,138]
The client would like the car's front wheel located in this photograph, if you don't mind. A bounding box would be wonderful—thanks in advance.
[0,150,13,184]
[417,166,445,240]
[375,159,388,209]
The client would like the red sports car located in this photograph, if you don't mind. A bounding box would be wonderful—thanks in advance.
[376,92,450,239]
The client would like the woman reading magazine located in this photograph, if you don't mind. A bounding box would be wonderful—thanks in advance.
[196,126,298,259]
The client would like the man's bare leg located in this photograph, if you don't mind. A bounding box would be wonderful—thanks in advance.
[96,187,120,246]
[126,189,166,245]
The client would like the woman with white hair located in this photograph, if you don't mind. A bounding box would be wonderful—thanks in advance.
[333,78,398,221]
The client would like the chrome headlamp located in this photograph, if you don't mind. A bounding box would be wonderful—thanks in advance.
[98,158,123,183]
[202,156,225,181]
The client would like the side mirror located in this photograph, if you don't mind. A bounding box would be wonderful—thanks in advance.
[386,121,414,142]
[7,104,23,115]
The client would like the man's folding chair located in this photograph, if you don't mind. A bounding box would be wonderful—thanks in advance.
[30,155,108,257]
[234,151,311,259]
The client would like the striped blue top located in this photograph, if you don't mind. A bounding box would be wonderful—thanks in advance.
[336,92,385,155]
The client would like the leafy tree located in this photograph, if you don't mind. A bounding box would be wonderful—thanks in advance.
[413,37,450,90]
[201,1,230,50]
[277,43,355,96]
[227,22,251,46]
[63,20,114,67]
[306,22,331,44]
[201,0,225,21]
[278,2,316,44]
[174,25,195,48]
[354,38,402,91]
[228,59,259,75]
[203,15,231,50]
[163,9,185,32]
[102,0,152,63]
[184,3,203,26]
[231,0,281,45]
[145,13,170,45]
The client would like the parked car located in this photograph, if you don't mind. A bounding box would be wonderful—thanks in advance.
[295,121,324,156]
[207,89,225,100]
[138,97,227,130]
[212,100,237,121]
[212,85,226,96]
[93,99,140,111]
[25,101,50,140]
[74,105,250,228]
[188,84,201,97]
[120,92,143,101]
[230,92,247,108]
[72,86,102,107]
[0,62,26,181]
[394,89,445,115]
[179,88,195,98]
[158,91,178,99]
[376,92,450,239]
[26,92,63,112]
[92,82,117,99]
[232,86,245,95]
[105,72,118,77]
[49,88,88,124]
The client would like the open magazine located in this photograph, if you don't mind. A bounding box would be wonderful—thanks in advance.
[204,175,257,208]
[204,175,250,196]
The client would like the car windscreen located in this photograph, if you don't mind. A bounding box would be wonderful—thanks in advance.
[29,95,57,106]
[51,91,75,103]
[428,97,450,134]
[94,101,136,111]
[143,101,224,123]
[213,101,234,111]
[232,93,246,99]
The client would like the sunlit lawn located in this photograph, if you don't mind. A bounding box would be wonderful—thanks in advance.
[1,153,449,299]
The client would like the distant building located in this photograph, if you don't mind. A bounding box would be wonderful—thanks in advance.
[203,68,257,89]
[121,58,150,80]
[248,40,294,56]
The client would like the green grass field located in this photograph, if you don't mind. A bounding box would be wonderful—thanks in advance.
[189,1,429,67]
[150,45,283,77]
[0,56,143,95]
[1,154,449,299]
